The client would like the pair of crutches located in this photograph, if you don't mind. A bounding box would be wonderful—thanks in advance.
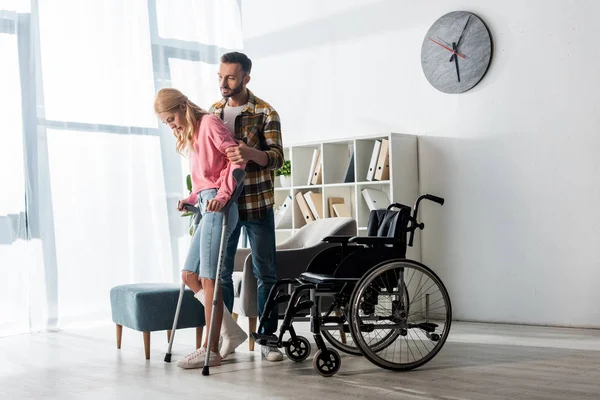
[164,169,246,376]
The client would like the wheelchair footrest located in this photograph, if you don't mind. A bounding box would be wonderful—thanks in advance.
[273,294,291,303]
[416,322,438,333]
[250,332,279,347]
[294,300,314,312]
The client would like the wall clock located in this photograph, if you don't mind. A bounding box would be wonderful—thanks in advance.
[421,11,493,94]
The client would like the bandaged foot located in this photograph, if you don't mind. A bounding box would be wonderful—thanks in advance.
[194,290,247,358]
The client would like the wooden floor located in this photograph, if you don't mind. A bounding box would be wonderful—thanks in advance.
[2,319,600,399]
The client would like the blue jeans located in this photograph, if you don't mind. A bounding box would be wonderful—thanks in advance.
[221,208,278,336]
[182,189,239,279]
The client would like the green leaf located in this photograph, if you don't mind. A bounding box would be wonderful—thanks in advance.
[186,174,192,193]
[275,160,291,177]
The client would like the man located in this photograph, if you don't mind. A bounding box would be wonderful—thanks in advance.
[210,52,284,362]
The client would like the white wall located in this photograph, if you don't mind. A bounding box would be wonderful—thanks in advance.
[241,0,600,328]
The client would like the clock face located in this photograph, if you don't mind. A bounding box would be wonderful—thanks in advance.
[421,11,492,94]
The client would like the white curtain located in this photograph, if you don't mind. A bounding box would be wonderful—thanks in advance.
[0,0,243,336]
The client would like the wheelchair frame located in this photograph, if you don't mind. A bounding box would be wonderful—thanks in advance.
[251,194,452,377]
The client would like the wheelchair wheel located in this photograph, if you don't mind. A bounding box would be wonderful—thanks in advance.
[312,348,341,377]
[285,336,311,362]
[348,259,452,371]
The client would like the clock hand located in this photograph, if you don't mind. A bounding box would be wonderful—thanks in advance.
[452,42,460,82]
[450,15,472,62]
[437,36,453,47]
[428,38,466,59]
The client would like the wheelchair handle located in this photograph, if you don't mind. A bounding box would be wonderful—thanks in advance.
[423,194,444,206]
[408,194,445,247]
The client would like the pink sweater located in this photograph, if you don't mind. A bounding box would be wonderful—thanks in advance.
[182,114,245,207]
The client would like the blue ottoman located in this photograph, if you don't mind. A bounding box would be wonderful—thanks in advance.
[110,283,205,360]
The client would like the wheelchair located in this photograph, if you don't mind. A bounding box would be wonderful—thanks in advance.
[251,194,451,377]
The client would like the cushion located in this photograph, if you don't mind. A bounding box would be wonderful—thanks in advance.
[110,283,205,332]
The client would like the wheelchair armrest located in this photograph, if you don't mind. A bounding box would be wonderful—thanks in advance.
[322,235,353,244]
[348,236,400,245]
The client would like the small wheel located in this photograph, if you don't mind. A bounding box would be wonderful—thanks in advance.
[312,349,341,377]
[285,336,311,362]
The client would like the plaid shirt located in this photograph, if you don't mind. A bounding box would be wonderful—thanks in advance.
[210,90,284,221]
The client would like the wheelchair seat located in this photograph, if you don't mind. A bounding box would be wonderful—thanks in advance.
[299,271,360,285]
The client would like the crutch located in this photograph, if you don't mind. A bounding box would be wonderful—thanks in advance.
[164,203,202,363]
[203,168,246,376]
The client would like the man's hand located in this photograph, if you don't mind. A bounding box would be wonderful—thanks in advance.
[205,199,223,212]
[225,140,252,165]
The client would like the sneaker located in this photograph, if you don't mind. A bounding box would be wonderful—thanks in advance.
[261,345,283,362]
[205,351,222,367]
[177,348,222,368]
[177,347,206,369]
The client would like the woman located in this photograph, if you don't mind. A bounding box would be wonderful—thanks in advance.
[154,88,247,368]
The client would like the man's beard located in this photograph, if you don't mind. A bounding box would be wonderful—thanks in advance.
[221,82,244,98]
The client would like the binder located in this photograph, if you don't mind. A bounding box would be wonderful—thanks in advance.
[366,139,382,181]
[343,151,355,183]
[274,195,293,228]
[311,150,323,185]
[332,203,351,218]
[307,149,320,185]
[303,191,323,219]
[295,192,315,223]
[361,188,390,211]
[374,138,389,181]
[327,197,345,218]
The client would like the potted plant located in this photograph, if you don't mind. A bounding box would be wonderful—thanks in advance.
[276,160,291,187]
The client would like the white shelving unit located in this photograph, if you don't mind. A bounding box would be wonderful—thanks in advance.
[273,133,420,260]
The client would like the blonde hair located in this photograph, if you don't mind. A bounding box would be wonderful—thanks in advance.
[154,88,207,154]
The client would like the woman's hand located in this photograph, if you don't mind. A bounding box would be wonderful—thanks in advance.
[177,200,189,212]
[206,199,223,212]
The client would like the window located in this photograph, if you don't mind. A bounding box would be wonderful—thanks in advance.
[38,0,156,127]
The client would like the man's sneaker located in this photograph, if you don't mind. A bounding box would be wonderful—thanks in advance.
[261,345,283,362]
[177,348,222,368]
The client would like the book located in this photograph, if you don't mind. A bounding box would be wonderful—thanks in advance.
[307,148,320,185]
[344,151,355,183]
[374,138,389,181]
[332,203,351,218]
[295,192,315,223]
[327,197,345,218]
[311,150,323,185]
[274,195,293,228]
[366,139,382,181]
[303,191,323,219]
[361,188,390,211]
